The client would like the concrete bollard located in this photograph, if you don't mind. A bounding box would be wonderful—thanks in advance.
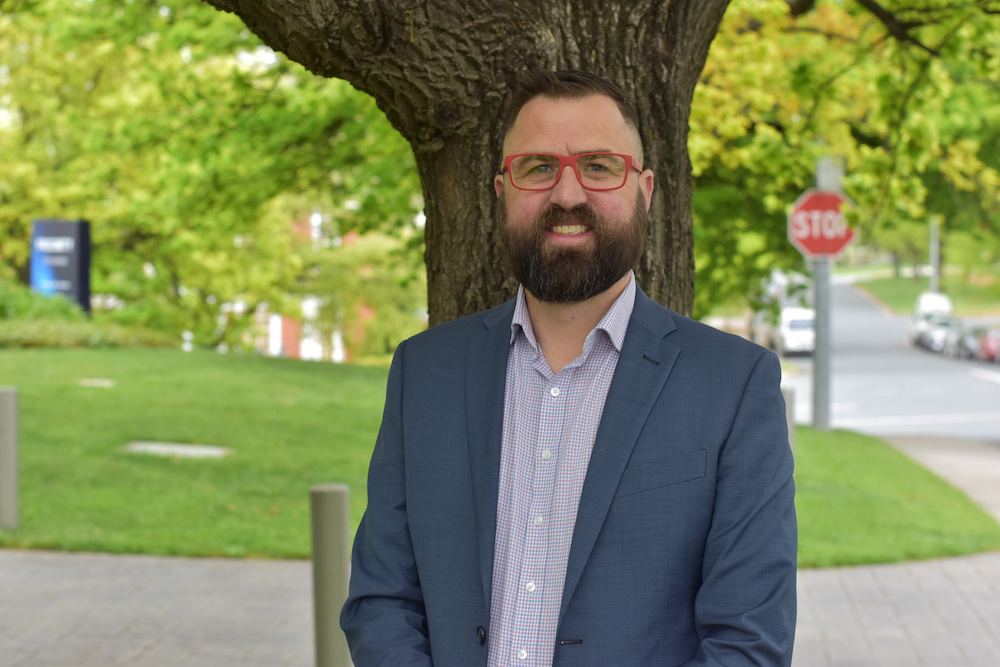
[310,483,351,667]
[781,386,795,455]
[0,387,18,530]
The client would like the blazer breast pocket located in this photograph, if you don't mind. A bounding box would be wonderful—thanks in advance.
[614,448,708,498]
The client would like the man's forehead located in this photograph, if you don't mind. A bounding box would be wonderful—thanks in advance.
[504,94,639,156]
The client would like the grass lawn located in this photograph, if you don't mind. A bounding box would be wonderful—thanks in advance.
[795,427,1000,567]
[1,347,999,565]
[0,347,386,558]
[854,275,1000,316]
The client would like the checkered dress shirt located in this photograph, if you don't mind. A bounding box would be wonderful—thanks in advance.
[486,273,636,667]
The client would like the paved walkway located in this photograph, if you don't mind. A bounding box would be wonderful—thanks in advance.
[1,436,999,667]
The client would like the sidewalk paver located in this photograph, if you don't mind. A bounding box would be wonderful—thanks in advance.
[0,550,314,667]
[794,550,1000,666]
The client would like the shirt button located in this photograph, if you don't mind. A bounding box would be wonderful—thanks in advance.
[517,649,528,660]
[541,449,552,460]
[549,386,560,397]
[525,581,536,593]
[533,516,544,526]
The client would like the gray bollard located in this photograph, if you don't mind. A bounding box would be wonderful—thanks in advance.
[310,483,351,667]
[781,386,795,455]
[0,387,18,530]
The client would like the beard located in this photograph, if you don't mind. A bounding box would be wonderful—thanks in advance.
[497,191,648,304]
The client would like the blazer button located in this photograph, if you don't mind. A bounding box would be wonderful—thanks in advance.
[477,625,487,644]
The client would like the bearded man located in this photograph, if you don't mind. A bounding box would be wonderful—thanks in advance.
[341,70,797,667]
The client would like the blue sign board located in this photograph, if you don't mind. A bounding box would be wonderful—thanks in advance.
[30,219,91,313]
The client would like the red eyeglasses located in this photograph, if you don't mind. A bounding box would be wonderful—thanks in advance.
[502,153,640,191]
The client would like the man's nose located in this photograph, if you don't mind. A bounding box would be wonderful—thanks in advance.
[548,165,588,209]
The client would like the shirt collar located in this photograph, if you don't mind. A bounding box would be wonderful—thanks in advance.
[510,271,636,353]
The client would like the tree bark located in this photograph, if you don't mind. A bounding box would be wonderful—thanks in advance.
[204,0,731,325]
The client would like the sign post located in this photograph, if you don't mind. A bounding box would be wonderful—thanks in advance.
[788,186,855,431]
[30,219,92,313]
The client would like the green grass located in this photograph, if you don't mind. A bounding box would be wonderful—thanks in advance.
[855,274,1000,316]
[0,348,386,558]
[795,427,1000,567]
[1,347,999,565]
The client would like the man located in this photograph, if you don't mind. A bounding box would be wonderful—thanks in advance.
[341,70,797,666]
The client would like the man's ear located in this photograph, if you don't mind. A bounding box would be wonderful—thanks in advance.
[640,170,654,211]
[494,174,505,198]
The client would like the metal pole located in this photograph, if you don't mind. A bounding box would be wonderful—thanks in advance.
[813,259,831,431]
[0,387,18,530]
[929,217,940,293]
[781,386,795,454]
[811,156,842,433]
[310,483,351,667]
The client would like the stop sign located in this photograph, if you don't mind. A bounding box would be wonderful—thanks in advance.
[788,189,855,258]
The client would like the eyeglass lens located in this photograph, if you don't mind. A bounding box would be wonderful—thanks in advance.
[510,154,628,190]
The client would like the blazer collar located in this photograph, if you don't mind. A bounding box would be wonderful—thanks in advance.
[559,287,680,620]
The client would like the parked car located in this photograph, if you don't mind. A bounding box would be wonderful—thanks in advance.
[975,328,1000,363]
[910,291,953,346]
[773,307,815,356]
[942,322,980,360]
[915,313,954,353]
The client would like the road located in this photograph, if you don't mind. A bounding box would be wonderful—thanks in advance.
[780,281,1000,443]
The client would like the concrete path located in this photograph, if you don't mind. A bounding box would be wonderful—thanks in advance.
[795,551,1000,666]
[0,551,313,667]
[1,435,999,667]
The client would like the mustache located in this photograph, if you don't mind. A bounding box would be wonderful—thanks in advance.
[535,204,603,231]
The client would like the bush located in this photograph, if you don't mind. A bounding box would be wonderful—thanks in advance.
[0,278,175,348]
[0,320,175,348]
[0,277,87,322]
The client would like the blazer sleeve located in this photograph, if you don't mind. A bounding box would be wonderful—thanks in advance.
[340,341,434,666]
[684,349,797,666]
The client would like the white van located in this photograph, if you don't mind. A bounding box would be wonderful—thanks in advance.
[910,291,953,345]
[774,307,815,356]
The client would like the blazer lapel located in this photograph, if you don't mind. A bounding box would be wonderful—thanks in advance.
[466,301,515,616]
[559,290,680,619]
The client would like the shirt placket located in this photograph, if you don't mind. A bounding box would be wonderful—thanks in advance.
[508,358,571,666]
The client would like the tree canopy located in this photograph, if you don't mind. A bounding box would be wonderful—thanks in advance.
[2,0,998,350]
[691,0,1000,315]
[0,0,423,345]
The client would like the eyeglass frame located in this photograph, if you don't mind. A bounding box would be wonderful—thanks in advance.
[500,152,642,192]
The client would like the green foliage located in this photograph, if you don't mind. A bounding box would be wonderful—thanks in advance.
[5,0,997,334]
[0,319,175,348]
[795,426,1000,568]
[0,275,86,321]
[299,230,427,358]
[0,276,175,348]
[692,0,1000,316]
[0,0,423,349]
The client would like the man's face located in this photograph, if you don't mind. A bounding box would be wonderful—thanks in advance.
[494,95,654,304]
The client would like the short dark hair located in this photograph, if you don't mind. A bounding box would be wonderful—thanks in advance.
[500,70,642,157]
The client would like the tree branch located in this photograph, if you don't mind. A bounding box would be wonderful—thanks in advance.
[853,0,939,55]
[785,0,816,18]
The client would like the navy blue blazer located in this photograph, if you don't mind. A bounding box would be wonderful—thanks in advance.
[341,288,797,666]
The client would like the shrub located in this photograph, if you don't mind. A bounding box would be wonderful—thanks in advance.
[0,277,87,322]
[0,320,175,349]
[0,278,175,348]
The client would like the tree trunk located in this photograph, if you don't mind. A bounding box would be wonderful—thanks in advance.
[204,0,731,325]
